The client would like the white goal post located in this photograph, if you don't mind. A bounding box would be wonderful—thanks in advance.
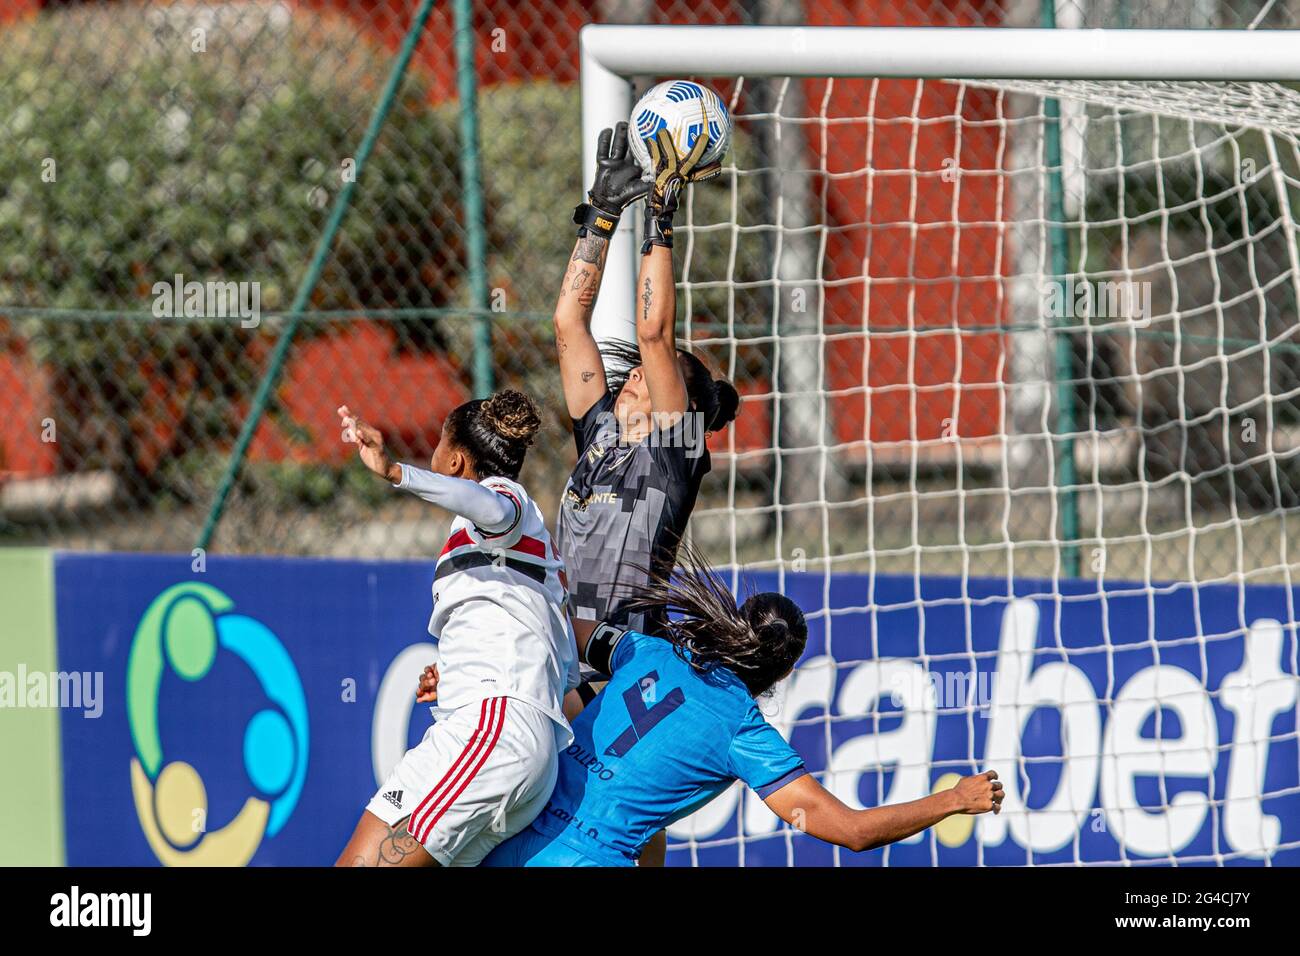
[581,26,1300,347]
[577,24,1300,868]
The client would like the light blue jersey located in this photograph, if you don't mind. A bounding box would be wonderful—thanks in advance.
[483,629,806,867]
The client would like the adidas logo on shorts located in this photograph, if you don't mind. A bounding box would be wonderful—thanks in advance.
[383,790,404,808]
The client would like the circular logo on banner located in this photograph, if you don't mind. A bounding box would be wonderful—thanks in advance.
[126,583,308,865]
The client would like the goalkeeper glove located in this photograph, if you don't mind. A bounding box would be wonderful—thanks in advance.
[642,127,722,253]
[573,122,648,240]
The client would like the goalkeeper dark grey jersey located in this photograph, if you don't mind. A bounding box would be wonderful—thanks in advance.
[556,391,710,636]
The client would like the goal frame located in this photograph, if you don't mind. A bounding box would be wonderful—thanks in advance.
[574,23,1300,867]
[579,24,1300,345]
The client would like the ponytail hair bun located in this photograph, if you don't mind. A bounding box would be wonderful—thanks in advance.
[480,389,541,445]
[444,388,541,481]
[710,379,740,431]
[676,349,742,433]
[753,616,790,647]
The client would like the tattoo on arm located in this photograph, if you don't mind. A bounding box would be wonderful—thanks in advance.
[581,371,597,382]
[350,815,424,867]
[557,238,607,338]
[572,235,609,266]
[559,257,602,313]
[641,276,652,324]
[557,261,578,298]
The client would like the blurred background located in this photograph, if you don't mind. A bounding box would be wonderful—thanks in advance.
[3,0,1299,587]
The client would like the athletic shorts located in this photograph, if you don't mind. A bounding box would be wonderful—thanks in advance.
[481,824,615,868]
[366,696,560,866]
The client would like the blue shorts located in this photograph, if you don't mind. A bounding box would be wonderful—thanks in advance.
[481,825,612,867]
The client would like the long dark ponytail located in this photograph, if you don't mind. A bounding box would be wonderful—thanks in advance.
[622,539,808,696]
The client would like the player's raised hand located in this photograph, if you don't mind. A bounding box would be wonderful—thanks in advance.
[645,126,713,212]
[573,122,648,241]
[952,770,1004,815]
[645,128,687,212]
[640,127,705,254]
[589,122,649,213]
[415,664,439,703]
[674,113,723,185]
[338,404,399,483]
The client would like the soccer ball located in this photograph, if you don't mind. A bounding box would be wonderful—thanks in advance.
[627,80,732,181]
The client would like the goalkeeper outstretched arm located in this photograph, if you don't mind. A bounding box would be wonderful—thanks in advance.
[555,122,648,419]
[763,771,1004,852]
[553,232,610,420]
[634,246,688,421]
[635,127,724,425]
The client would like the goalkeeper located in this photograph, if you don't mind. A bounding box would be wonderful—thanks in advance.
[555,120,740,661]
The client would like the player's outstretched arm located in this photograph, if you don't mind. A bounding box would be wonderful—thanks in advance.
[557,122,648,418]
[338,404,401,483]
[555,234,610,419]
[636,129,697,422]
[635,245,688,421]
[763,770,1003,853]
[336,404,514,533]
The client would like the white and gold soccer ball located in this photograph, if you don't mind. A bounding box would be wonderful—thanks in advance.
[627,80,732,180]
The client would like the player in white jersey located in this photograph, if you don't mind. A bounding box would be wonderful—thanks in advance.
[334,389,579,867]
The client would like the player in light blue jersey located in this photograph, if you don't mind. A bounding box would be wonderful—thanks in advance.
[463,543,1004,867]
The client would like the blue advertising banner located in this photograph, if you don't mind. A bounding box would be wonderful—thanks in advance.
[53,552,439,866]
[52,553,1300,866]
[671,572,1300,867]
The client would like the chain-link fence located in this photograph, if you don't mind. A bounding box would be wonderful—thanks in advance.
[2,0,1298,579]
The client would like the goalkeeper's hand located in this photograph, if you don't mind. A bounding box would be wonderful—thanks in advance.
[573,122,647,239]
[646,127,721,211]
[642,127,721,252]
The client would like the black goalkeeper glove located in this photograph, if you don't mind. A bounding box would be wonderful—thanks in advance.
[573,122,649,240]
[641,127,722,253]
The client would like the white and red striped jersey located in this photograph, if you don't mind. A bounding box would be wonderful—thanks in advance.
[427,475,579,732]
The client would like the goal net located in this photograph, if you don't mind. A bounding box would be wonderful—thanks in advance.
[581,27,1300,866]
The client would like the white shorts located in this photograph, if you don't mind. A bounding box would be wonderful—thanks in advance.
[366,696,560,866]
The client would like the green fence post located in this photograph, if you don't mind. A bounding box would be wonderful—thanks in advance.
[454,0,494,399]
[196,0,438,552]
[1041,0,1081,577]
